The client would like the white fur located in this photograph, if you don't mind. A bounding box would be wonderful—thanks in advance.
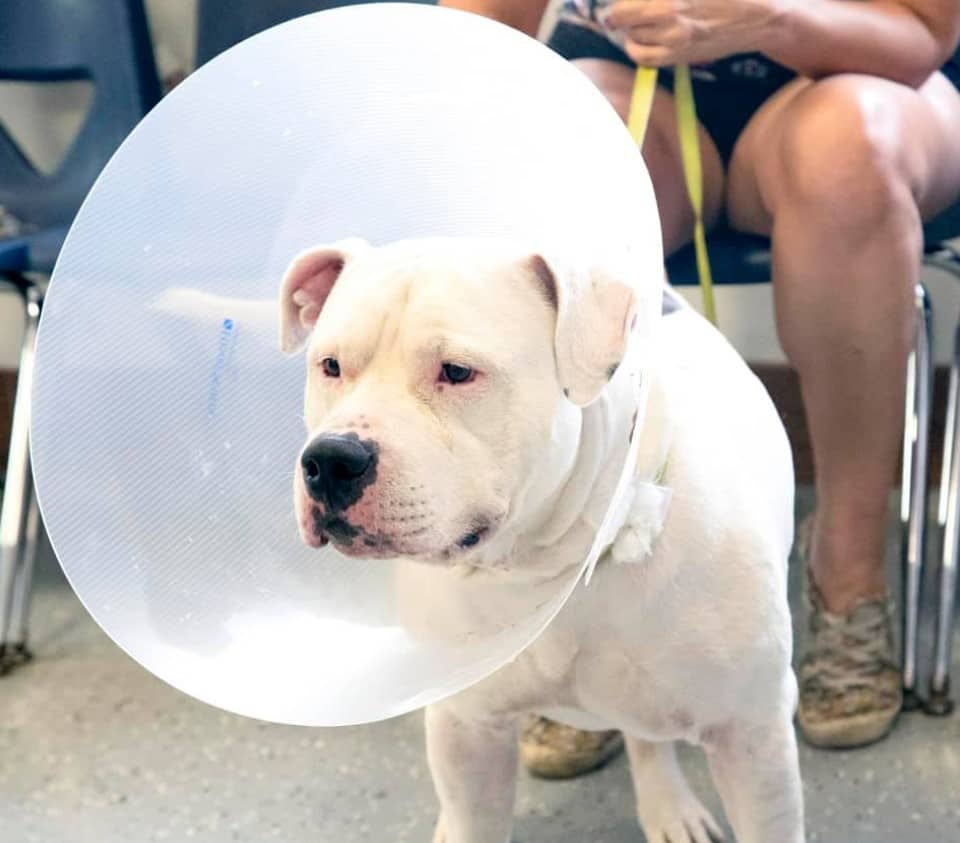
[281,239,804,842]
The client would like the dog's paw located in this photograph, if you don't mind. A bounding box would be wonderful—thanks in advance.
[637,793,725,843]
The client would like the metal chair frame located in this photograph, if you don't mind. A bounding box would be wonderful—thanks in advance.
[919,243,960,715]
[0,275,42,674]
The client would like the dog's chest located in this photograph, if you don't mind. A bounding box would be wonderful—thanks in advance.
[476,579,703,741]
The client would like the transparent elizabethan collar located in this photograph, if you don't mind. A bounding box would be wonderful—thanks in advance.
[30,4,664,727]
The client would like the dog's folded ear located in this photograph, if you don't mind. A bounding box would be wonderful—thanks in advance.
[529,252,639,407]
[279,238,370,355]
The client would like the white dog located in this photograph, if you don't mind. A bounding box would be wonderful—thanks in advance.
[279,237,804,843]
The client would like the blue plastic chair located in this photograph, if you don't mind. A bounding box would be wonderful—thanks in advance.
[0,0,161,271]
[0,0,161,674]
[196,0,437,68]
[668,204,960,715]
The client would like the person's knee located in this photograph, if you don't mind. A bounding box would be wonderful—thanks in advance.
[774,76,916,228]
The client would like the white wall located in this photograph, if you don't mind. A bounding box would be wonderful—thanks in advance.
[3,0,959,369]
[674,269,960,364]
[144,0,197,82]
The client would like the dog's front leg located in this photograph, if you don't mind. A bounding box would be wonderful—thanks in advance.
[626,737,725,842]
[703,709,804,843]
[425,703,518,843]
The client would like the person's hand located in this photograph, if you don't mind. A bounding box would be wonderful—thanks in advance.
[601,0,784,66]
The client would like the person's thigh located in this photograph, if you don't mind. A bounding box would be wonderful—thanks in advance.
[571,58,726,255]
[726,71,960,236]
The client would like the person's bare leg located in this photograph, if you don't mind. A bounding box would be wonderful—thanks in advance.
[726,72,960,747]
[727,72,960,615]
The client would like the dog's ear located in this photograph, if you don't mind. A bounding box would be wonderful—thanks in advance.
[279,238,370,355]
[528,252,638,406]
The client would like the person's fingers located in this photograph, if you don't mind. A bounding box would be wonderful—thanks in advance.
[604,0,646,15]
[622,40,677,66]
[625,21,690,47]
[603,0,678,29]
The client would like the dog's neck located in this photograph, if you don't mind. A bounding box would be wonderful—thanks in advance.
[472,344,647,582]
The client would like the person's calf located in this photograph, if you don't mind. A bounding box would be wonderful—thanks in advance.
[806,503,890,614]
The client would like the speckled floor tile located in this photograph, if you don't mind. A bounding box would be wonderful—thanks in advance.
[1,488,958,842]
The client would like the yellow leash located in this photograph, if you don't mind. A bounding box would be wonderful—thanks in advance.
[627,66,717,326]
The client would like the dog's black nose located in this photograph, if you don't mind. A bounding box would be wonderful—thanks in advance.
[301,434,378,511]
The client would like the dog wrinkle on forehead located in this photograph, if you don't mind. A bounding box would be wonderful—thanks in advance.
[396,296,484,347]
[407,284,539,349]
[318,289,405,364]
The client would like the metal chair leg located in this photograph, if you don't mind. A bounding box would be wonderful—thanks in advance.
[920,245,960,715]
[929,314,960,714]
[900,283,932,710]
[6,471,39,667]
[0,282,42,675]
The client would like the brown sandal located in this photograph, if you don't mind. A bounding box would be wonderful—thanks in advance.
[797,569,901,749]
[519,715,624,779]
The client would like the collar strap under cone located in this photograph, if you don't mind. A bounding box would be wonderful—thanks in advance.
[581,362,652,585]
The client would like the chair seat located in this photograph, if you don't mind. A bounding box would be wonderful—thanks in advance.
[24,225,68,273]
[0,237,28,273]
[0,226,68,279]
[923,201,960,248]
[669,199,960,288]
[666,228,771,287]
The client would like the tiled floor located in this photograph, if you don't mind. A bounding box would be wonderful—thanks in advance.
[1,488,959,843]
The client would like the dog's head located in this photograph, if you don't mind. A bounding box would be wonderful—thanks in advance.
[279,237,638,563]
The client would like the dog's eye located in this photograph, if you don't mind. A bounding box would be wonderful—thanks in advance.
[321,357,340,378]
[440,363,474,385]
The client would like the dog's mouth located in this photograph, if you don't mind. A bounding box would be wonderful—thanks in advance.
[302,506,497,561]
[308,509,395,556]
